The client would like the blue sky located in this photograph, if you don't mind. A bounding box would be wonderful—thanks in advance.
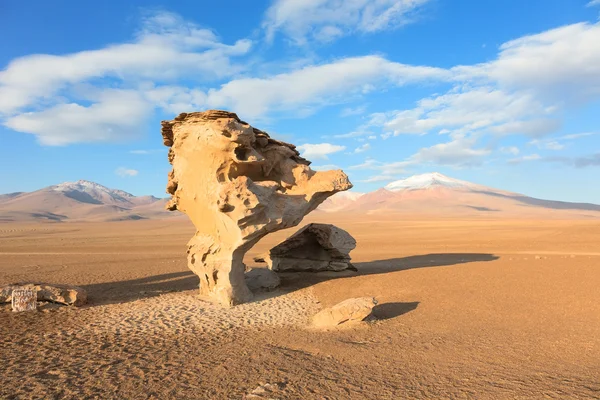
[1,0,599,202]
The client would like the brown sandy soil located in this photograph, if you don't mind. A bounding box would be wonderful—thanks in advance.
[1,215,599,399]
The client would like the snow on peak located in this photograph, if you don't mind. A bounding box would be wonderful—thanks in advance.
[52,180,134,198]
[385,173,479,192]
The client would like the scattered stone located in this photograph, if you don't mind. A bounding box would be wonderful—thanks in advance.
[162,110,352,306]
[245,268,281,292]
[535,255,541,260]
[244,382,286,399]
[265,223,357,272]
[312,297,377,328]
[1,283,87,307]
[11,288,37,312]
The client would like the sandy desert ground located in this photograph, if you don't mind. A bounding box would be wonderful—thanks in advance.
[1,214,599,399]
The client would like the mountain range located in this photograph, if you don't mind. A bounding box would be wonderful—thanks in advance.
[1,173,599,222]
[0,180,172,222]
[318,172,600,218]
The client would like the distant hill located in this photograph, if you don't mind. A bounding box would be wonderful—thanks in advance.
[0,180,175,222]
[2,174,599,222]
[318,172,600,218]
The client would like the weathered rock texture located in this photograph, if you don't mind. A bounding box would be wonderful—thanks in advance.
[263,223,357,272]
[312,297,377,328]
[162,110,352,306]
[245,268,281,292]
[1,283,88,306]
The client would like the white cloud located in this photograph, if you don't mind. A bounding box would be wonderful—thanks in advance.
[340,105,368,117]
[409,137,491,167]
[296,143,346,160]
[508,154,541,164]
[560,132,598,140]
[5,90,150,145]
[262,0,432,45]
[500,146,520,156]
[375,87,558,138]
[353,143,371,153]
[527,132,598,152]
[367,21,600,148]
[0,11,251,145]
[529,139,564,151]
[586,0,600,8]
[311,164,340,171]
[350,158,411,182]
[115,167,139,177]
[129,149,164,155]
[205,55,448,118]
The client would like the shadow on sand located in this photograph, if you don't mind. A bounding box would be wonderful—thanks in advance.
[278,253,499,291]
[371,301,420,320]
[81,253,499,309]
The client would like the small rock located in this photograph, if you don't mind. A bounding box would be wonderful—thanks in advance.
[245,268,280,292]
[1,283,87,306]
[312,297,377,328]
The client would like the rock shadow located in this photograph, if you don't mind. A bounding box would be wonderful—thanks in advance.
[80,253,498,307]
[277,253,500,292]
[371,301,419,320]
[81,271,198,307]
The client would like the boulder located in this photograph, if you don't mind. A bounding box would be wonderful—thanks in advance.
[265,223,357,272]
[162,110,352,306]
[245,268,281,292]
[312,297,377,328]
[0,283,87,306]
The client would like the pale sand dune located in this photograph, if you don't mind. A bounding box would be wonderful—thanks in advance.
[1,216,600,399]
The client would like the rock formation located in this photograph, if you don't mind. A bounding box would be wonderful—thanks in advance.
[161,110,352,306]
[257,223,357,272]
[1,283,88,306]
[312,297,377,328]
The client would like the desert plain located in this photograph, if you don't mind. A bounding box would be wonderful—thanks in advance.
[1,213,599,399]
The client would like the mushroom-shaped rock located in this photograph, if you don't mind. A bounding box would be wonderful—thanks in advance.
[162,110,352,306]
[265,223,357,272]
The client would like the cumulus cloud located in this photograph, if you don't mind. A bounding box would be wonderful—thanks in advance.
[508,154,541,164]
[353,143,371,153]
[115,167,139,177]
[350,158,411,182]
[340,105,368,117]
[204,56,448,118]
[587,0,600,7]
[500,146,520,156]
[368,21,600,149]
[0,11,251,145]
[296,143,346,160]
[311,164,340,171]
[544,153,600,167]
[5,90,150,145]
[262,0,432,45]
[409,137,491,167]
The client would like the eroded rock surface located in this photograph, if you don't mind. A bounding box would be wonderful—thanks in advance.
[245,268,281,292]
[1,283,88,306]
[312,297,377,328]
[263,223,357,272]
[162,110,352,306]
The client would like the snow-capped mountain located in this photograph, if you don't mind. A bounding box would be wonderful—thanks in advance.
[384,172,486,192]
[51,180,159,207]
[0,180,170,222]
[319,172,600,216]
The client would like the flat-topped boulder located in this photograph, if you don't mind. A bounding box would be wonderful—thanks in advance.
[260,223,357,272]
